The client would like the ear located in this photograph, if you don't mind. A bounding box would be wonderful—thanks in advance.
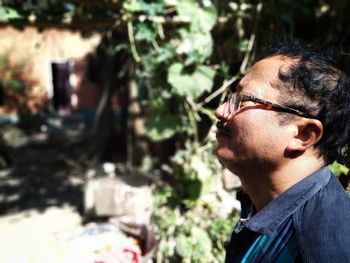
[286,119,323,153]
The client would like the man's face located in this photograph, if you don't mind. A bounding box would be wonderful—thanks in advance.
[215,55,296,174]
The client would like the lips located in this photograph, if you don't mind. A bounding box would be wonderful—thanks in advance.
[216,130,230,138]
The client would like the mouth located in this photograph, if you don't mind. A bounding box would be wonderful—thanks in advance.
[216,120,231,138]
[216,130,230,138]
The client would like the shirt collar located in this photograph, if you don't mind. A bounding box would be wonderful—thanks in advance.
[238,166,332,236]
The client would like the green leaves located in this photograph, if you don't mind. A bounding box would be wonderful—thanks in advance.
[0,6,22,22]
[165,1,217,101]
[168,63,215,100]
[153,181,237,263]
[176,234,193,258]
[2,79,25,94]
[329,161,349,177]
[176,227,213,262]
[177,30,213,64]
[123,0,141,12]
[144,95,183,141]
[135,22,157,41]
[123,0,164,15]
[127,0,218,147]
[145,110,181,141]
[174,1,217,66]
[177,0,218,33]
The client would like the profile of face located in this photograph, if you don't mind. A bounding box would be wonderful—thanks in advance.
[215,56,297,174]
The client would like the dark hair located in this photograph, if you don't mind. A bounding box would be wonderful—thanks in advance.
[264,40,350,164]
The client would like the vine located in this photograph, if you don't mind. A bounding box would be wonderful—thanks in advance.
[121,0,259,261]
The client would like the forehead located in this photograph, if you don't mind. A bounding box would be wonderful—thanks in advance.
[238,55,295,98]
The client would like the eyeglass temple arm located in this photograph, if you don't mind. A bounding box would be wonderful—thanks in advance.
[243,94,313,118]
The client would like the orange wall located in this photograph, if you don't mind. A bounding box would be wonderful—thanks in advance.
[0,25,102,114]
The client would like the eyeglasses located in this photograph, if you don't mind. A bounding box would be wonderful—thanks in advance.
[227,92,313,118]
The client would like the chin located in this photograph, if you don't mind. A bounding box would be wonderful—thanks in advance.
[216,148,233,168]
[216,149,247,175]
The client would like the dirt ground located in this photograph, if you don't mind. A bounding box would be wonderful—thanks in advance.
[0,205,82,262]
[0,124,88,262]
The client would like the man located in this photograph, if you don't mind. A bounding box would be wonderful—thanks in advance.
[215,41,350,262]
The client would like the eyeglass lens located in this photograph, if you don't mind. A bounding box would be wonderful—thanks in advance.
[229,92,241,114]
[228,92,241,115]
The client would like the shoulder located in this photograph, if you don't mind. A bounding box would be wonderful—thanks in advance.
[294,174,350,262]
[299,174,350,221]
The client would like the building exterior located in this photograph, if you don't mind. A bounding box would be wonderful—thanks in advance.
[0,25,102,115]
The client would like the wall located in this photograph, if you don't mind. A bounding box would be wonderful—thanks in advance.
[0,25,102,114]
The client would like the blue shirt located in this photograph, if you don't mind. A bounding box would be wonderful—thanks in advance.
[225,166,350,263]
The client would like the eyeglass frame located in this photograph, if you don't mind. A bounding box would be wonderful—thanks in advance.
[227,91,314,118]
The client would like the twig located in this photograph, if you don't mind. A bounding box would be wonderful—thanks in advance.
[157,22,165,40]
[239,2,263,74]
[186,97,201,121]
[196,75,239,108]
[152,39,161,52]
[127,21,141,63]
[196,2,263,109]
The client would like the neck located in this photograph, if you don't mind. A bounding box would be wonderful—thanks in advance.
[236,157,325,212]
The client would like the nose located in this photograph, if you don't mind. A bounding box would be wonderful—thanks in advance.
[215,101,232,121]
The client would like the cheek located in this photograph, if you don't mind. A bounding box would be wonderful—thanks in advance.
[216,122,250,158]
[253,120,290,157]
[233,114,277,157]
